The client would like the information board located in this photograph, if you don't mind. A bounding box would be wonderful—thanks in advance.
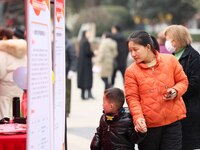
[26,0,53,149]
[53,0,65,149]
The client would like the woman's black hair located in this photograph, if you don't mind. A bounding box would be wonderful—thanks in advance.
[127,30,160,52]
[81,30,87,39]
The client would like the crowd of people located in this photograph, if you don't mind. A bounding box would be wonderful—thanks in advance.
[76,24,129,100]
[0,22,200,150]
[80,24,200,150]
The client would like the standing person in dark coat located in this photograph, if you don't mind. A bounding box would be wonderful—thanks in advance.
[110,25,129,86]
[65,37,77,150]
[77,30,94,100]
[65,38,77,116]
[90,88,146,150]
[165,25,200,150]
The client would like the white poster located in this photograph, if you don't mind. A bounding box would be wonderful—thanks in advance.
[26,0,53,149]
[53,0,65,149]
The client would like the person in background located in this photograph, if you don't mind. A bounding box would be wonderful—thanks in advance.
[110,24,129,86]
[90,87,146,150]
[164,24,200,150]
[125,30,188,150]
[13,26,25,39]
[0,27,27,119]
[94,32,118,90]
[65,38,77,117]
[64,37,78,150]
[77,30,94,100]
[157,30,171,54]
[0,27,26,58]
[0,28,13,40]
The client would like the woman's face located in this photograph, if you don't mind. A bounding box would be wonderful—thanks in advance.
[85,30,91,39]
[128,41,151,63]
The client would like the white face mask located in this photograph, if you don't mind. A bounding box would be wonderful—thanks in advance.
[165,40,176,53]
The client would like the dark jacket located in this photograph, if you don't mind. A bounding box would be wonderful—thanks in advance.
[77,38,94,89]
[110,33,129,68]
[179,45,200,148]
[90,107,146,150]
[65,39,77,76]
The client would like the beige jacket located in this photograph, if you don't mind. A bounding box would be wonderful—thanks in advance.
[95,38,118,77]
[0,39,27,119]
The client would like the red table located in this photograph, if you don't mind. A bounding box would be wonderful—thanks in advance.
[0,134,26,150]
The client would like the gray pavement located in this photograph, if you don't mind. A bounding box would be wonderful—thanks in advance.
[67,71,136,150]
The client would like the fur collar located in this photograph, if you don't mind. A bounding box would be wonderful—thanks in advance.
[0,39,27,58]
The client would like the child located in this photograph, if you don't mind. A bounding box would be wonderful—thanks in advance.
[90,88,146,150]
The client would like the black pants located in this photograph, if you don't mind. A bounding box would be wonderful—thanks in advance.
[66,79,71,114]
[138,121,182,150]
[81,88,93,99]
[101,77,110,90]
[111,66,126,86]
[181,115,200,150]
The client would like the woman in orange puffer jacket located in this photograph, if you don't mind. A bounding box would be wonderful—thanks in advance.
[124,30,188,150]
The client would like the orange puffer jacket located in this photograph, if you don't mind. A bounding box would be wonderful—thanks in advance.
[125,52,188,128]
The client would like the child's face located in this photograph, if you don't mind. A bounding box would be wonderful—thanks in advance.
[103,95,116,114]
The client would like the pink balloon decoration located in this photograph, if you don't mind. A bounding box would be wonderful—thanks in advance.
[13,66,27,90]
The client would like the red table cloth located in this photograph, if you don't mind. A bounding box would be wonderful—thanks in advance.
[0,134,26,150]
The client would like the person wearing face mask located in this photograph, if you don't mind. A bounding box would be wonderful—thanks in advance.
[125,30,188,150]
[156,30,171,54]
[164,25,200,150]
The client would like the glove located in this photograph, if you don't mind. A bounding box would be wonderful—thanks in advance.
[67,70,75,79]
[92,65,101,73]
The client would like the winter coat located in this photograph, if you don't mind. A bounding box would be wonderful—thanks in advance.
[179,45,200,148]
[65,39,77,76]
[77,38,94,89]
[95,38,118,77]
[125,51,188,128]
[110,33,129,68]
[90,107,146,150]
[0,39,27,119]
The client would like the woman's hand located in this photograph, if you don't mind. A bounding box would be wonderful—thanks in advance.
[135,118,147,133]
[163,88,177,100]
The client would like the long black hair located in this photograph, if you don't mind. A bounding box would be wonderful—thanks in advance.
[127,30,160,52]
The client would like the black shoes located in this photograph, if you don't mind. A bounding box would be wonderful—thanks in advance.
[81,89,95,100]
[82,96,95,100]
[88,95,95,99]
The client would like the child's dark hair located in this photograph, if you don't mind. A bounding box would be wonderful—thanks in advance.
[104,88,125,109]
[127,30,160,52]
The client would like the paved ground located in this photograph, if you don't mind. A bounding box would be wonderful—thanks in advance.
[66,71,138,150]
